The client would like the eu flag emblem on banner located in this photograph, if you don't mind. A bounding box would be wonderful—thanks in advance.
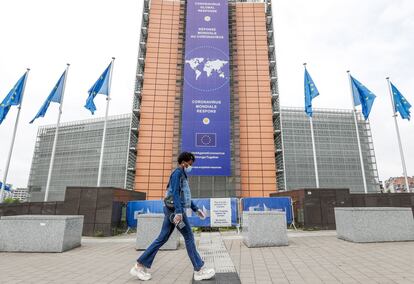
[196,133,217,147]
[30,70,67,124]
[0,71,29,124]
[304,68,320,117]
[350,76,376,120]
[84,62,112,114]
[390,82,411,120]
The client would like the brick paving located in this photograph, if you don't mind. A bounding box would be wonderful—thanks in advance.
[224,232,414,284]
[0,237,194,284]
[0,231,413,284]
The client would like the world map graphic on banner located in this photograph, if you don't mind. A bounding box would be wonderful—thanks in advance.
[184,45,230,93]
[185,58,229,80]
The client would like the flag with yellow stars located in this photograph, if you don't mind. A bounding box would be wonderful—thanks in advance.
[304,68,320,117]
[0,71,28,124]
[30,70,66,124]
[350,75,376,120]
[391,82,411,120]
[84,61,112,114]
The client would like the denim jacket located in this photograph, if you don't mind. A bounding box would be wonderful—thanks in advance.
[165,167,199,214]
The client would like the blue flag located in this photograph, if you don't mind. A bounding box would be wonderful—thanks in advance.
[85,62,112,114]
[304,68,320,117]
[30,70,67,124]
[0,72,28,124]
[390,82,411,120]
[0,182,11,192]
[350,76,376,120]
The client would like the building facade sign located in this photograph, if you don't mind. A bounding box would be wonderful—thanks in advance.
[181,0,231,176]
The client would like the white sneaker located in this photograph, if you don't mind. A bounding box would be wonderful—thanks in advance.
[194,267,215,281]
[130,263,151,281]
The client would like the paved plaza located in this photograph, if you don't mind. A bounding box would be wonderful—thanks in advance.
[0,230,413,284]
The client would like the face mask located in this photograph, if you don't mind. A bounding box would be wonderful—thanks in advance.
[185,165,193,173]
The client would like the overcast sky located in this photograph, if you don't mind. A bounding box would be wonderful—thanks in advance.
[0,0,413,188]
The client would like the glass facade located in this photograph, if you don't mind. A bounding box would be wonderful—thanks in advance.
[28,114,132,201]
[280,107,380,193]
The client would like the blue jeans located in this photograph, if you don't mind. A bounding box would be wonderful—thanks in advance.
[137,206,205,271]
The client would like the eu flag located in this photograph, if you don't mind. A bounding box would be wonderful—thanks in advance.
[196,133,217,147]
[0,182,10,192]
[390,82,411,120]
[304,69,320,117]
[0,71,29,124]
[350,76,376,120]
[84,62,113,114]
[30,70,67,124]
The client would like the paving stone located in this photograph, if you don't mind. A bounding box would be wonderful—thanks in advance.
[1,230,414,283]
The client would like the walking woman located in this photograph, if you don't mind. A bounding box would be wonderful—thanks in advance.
[130,152,215,281]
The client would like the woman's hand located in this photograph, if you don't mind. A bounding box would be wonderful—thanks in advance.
[196,209,206,220]
[173,214,183,224]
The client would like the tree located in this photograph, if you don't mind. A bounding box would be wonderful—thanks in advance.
[3,197,20,204]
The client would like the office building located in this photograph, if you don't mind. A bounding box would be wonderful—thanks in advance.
[11,188,30,202]
[384,176,414,193]
[131,0,280,199]
[280,107,380,193]
[28,114,134,201]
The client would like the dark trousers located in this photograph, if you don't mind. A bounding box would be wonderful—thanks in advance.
[137,206,204,271]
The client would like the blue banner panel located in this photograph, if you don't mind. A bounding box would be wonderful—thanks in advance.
[242,197,293,225]
[127,198,238,228]
[181,0,231,176]
[186,198,238,227]
[126,200,163,228]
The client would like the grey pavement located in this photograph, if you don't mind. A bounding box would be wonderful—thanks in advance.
[0,230,413,284]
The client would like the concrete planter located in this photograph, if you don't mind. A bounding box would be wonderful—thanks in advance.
[0,215,83,252]
[335,207,414,243]
[136,214,179,250]
[243,211,288,247]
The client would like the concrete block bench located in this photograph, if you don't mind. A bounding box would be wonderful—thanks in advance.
[243,211,288,247]
[136,214,179,250]
[334,207,414,243]
[0,215,83,252]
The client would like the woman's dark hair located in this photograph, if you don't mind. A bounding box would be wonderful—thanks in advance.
[177,152,195,164]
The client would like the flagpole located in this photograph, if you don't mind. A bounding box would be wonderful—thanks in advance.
[309,116,320,188]
[304,63,320,188]
[386,77,410,193]
[97,57,115,187]
[0,69,30,203]
[44,64,70,202]
[347,71,368,194]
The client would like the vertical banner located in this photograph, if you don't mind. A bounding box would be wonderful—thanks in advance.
[181,0,231,176]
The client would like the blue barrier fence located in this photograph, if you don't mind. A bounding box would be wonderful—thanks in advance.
[188,198,238,227]
[127,198,238,228]
[126,200,163,228]
[241,197,293,225]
